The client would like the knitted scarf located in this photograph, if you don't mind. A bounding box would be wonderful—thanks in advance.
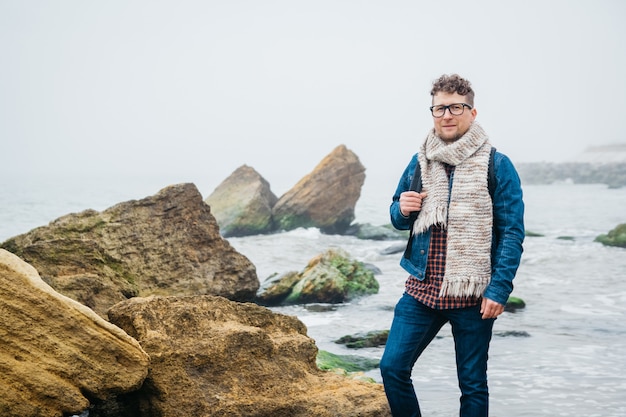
[414,122,493,298]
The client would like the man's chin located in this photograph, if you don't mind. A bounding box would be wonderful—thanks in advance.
[440,135,460,143]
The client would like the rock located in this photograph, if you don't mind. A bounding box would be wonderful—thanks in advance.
[303,303,338,312]
[272,145,366,234]
[595,223,626,248]
[335,330,390,349]
[107,295,391,417]
[1,183,259,317]
[505,296,526,312]
[494,330,531,337]
[316,350,380,373]
[363,262,382,275]
[344,222,409,241]
[380,242,408,255]
[256,270,301,306]
[0,249,149,417]
[256,248,379,306]
[205,165,278,237]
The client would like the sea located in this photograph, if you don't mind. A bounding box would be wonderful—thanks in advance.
[1,173,625,417]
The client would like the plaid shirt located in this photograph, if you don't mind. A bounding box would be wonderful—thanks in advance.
[405,163,480,309]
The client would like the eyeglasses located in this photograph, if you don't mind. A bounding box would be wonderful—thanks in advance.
[430,103,472,118]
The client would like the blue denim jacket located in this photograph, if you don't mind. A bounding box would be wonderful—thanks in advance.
[390,151,525,305]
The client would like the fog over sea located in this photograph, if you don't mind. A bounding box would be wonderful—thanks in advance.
[1,174,625,417]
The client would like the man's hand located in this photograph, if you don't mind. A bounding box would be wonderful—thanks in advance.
[480,297,504,319]
[399,191,427,216]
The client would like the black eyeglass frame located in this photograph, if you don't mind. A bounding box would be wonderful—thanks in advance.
[429,103,473,118]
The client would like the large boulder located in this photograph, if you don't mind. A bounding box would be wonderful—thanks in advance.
[1,183,259,317]
[107,295,391,417]
[205,164,278,237]
[272,145,366,234]
[256,248,379,306]
[0,249,149,417]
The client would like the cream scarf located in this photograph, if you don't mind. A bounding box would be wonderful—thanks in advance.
[414,122,493,298]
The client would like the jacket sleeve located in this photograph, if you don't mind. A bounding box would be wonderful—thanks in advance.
[390,154,419,230]
[483,153,525,305]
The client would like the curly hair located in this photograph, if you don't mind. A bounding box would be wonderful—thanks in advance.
[430,74,475,107]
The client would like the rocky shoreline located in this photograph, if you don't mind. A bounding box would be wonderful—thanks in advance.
[0,145,392,417]
[6,144,618,416]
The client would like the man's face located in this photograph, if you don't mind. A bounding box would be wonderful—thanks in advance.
[432,92,477,143]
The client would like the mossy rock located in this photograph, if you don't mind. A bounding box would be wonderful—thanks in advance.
[335,330,389,349]
[505,296,526,312]
[316,350,380,373]
[284,249,379,305]
[274,213,314,232]
[255,271,301,306]
[595,223,626,248]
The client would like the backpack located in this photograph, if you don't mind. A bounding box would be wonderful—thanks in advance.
[403,147,497,259]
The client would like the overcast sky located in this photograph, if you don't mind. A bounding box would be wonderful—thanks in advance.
[1,0,625,194]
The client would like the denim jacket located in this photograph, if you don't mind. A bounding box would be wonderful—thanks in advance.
[390,151,525,305]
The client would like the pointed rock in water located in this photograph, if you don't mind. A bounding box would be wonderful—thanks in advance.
[205,164,278,237]
[0,249,149,417]
[0,183,259,317]
[107,295,391,417]
[272,145,366,234]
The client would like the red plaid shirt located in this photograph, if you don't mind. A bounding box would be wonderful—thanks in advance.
[405,164,480,309]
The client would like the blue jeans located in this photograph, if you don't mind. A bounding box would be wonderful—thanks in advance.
[380,293,495,417]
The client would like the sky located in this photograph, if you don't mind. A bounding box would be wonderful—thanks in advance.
[1,0,625,195]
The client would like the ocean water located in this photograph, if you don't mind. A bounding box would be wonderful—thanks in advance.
[1,174,625,416]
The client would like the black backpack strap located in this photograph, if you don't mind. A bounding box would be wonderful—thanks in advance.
[409,159,422,193]
[488,147,496,198]
[403,158,422,259]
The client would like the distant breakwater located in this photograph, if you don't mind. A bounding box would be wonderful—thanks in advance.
[516,162,626,188]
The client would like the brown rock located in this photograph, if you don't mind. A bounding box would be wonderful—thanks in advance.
[272,145,366,234]
[107,295,391,417]
[1,183,259,317]
[0,249,149,417]
[205,164,278,237]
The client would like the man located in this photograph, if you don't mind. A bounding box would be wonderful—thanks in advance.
[379,74,525,417]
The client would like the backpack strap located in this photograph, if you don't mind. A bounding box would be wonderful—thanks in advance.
[409,159,422,193]
[487,146,496,198]
[402,147,497,260]
[402,158,422,259]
